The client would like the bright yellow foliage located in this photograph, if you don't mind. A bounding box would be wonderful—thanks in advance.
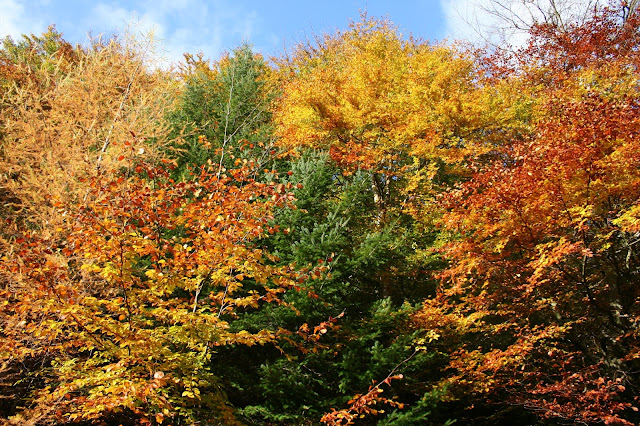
[274,17,522,174]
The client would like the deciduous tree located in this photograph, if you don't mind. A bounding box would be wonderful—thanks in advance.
[420,7,640,424]
[273,17,521,217]
[1,157,300,424]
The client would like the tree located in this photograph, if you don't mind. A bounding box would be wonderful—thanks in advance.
[168,44,276,176]
[273,17,520,218]
[0,29,181,422]
[418,7,640,424]
[0,27,176,244]
[1,156,301,424]
[266,17,533,424]
[200,151,422,423]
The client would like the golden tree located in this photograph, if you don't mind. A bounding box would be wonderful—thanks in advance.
[0,27,177,242]
[273,17,524,216]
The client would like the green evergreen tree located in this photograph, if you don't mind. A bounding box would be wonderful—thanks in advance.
[208,150,445,424]
[163,40,449,426]
[168,43,275,176]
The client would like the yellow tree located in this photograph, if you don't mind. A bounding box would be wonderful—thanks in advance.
[273,17,524,216]
[0,27,177,242]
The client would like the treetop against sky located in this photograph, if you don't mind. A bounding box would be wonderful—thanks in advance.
[0,0,575,66]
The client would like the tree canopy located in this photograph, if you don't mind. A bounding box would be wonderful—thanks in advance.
[1,4,639,425]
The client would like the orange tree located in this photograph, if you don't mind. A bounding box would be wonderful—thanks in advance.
[0,27,175,244]
[416,7,640,424]
[0,155,302,424]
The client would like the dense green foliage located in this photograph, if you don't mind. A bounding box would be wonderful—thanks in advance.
[167,44,276,176]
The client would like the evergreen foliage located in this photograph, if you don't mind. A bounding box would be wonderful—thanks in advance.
[167,43,275,176]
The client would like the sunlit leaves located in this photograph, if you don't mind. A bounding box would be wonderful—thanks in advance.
[0,27,176,248]
[275,18,500,172]
[1,158,300,424]
[424,7,640,424]
[273,16,527,226]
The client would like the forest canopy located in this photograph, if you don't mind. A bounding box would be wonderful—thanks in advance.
[1,2,639,425]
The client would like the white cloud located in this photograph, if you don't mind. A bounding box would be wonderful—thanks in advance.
[0,0,45,40]
[1,0,265,68]
[441,0,608,49]
[85,0,261,68]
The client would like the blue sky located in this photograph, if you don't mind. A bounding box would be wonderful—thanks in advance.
[0,1,484,66]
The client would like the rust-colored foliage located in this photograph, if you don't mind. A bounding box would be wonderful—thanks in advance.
[0,28,176,245]
[0,28,183,424]
[1,157,300,424]
[321,374,405,425]
[420,7,640,424]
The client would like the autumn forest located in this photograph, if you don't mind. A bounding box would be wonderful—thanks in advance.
[1,1,640,425]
